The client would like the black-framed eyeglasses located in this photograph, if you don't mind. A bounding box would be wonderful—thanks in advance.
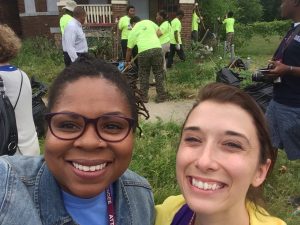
[44,112,135,142]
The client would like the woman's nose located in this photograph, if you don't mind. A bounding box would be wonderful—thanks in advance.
[73,124,107,150]
[195,142,219,172]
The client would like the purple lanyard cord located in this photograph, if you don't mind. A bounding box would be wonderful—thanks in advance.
[106,187,116,225]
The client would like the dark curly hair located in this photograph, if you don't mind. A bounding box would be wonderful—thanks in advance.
[47,55,147,131]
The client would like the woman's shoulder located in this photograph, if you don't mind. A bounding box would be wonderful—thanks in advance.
[119,169,152,189]
[247,201,287,225]
[0,155,45,178]
[0,155,44,225]
[155,195,186,225]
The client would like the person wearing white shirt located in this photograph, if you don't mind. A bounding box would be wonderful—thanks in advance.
[62,6,88,66]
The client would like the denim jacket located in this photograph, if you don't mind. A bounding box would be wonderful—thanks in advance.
[0,156,154,225]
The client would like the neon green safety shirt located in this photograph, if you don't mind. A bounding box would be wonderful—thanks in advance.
[223,17,235,33]
[60,14,73,34]
[192,12,200,31]
[118,15,132,40]
[159,21,171,45]
[127,20,161,53]
[170,18,182,44]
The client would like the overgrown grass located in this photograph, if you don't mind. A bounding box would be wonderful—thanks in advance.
[165,34,282,98]
[12,37,64,84]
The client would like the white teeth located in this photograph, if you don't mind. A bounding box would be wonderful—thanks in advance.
[90,166,96,171]
[72,162,107,172]
[204,182,208,190]
[192,178,223,191]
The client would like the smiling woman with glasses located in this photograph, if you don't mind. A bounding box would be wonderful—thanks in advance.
[0,55,155,225]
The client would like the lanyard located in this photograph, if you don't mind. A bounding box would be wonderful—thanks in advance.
[273,24,300,60]
[106,187,116,225]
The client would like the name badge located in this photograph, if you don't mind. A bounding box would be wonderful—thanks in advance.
[294,35,300,43]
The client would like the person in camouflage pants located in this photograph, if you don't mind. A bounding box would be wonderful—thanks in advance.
[138,48,167,103]
[126,16,168,103]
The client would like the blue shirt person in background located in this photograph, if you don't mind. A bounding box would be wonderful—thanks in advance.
[265,0,300,212]
[62,6,88,66]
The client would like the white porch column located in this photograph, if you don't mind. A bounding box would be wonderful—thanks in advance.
[179,0,195,3]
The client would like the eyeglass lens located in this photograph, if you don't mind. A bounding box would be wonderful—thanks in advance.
[50,113,131,141]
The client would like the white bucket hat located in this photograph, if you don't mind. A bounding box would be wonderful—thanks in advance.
[63,0,77,12]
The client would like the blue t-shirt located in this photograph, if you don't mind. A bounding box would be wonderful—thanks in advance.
[62,190,108,225]
[273,24,300,106]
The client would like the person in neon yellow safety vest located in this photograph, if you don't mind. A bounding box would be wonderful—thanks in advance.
[59,0,77,34]
[218,11,235,52]
[191,4,202,44]
[167,9,185,69]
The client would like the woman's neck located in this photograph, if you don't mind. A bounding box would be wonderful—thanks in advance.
[193,206,250,225]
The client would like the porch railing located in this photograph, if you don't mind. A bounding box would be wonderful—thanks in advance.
[79,4,113,25]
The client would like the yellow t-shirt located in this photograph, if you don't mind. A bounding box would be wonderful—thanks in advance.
[159,21,171,45]
[127,20,161,53]
[155,195,287,225]
[60,14,73,34]
[192,12,200,31]
[223,17,235,33]
[170,18,182,44]
[118,15,132,39]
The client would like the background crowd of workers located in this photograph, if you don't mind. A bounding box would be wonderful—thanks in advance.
[58,1,215,104]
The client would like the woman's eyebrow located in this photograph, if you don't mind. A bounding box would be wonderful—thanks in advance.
[101,111,124,116]
[183,127,250,144]
[183,126,201,131]
[225,130,250,144]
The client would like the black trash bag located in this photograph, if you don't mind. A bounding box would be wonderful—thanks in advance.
[216,68,243,88]
[229,58,247,70]
[243,82,273,112]
[31,77,47,138]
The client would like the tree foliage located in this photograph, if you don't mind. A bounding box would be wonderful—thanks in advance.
[198,0,282,28]
[236,0,263,24]
[260,0,281,21]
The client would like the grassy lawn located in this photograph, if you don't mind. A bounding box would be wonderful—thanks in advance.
[15,34,299,224]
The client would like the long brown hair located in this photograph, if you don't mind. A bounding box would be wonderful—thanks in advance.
[181,82,276,207]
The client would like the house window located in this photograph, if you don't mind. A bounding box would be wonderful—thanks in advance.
[47,0,58,12]
[158,0,179,19]
[25,0,36,13]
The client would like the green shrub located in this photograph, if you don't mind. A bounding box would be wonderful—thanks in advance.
[234,20,290,48]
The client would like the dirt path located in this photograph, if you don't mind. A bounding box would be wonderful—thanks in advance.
[141,99,194,123]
